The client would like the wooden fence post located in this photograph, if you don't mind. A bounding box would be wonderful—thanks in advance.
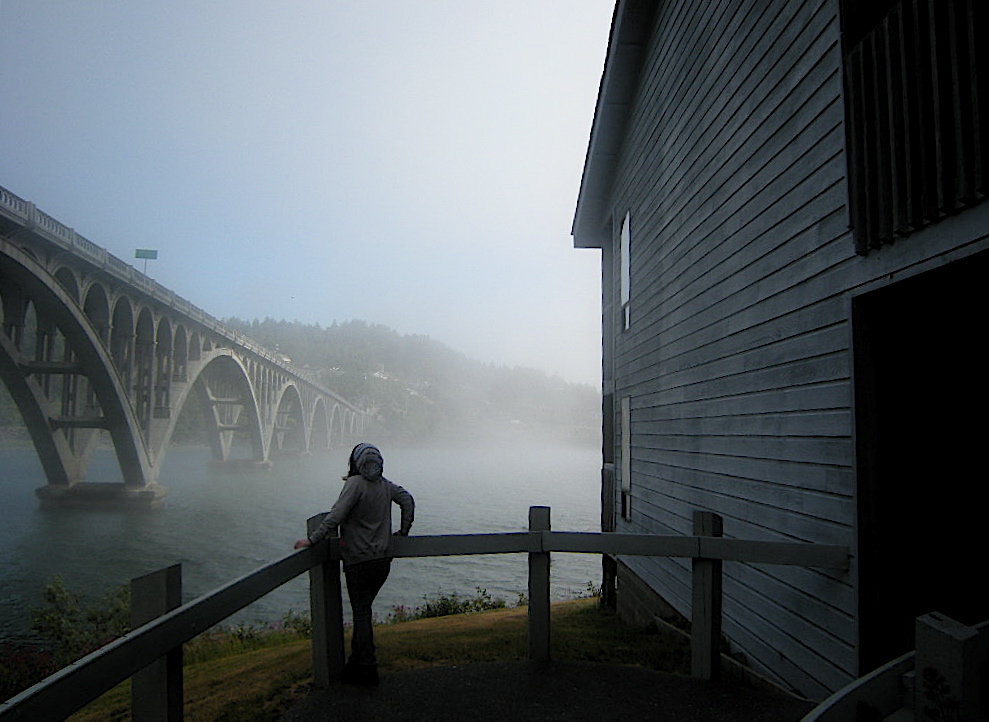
[691,511,724,680]
[528,505,551,664]
[131,564,183,722]
[307,515,345,687]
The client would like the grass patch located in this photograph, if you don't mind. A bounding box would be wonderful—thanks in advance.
[64,598,689,722]
[379,598,688,673]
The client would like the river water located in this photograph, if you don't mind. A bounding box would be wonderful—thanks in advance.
[0,440,602,641]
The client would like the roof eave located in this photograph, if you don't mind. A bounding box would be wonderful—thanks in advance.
[572,0,658,249]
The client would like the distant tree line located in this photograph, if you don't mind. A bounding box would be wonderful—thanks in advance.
[0,319,600,446]
[223,318,600,445]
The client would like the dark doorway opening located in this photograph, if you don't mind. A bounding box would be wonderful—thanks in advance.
[853,249,988,674]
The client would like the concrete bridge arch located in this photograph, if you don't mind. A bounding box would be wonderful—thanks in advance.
[0,238,155,501]
[1,185,366,506]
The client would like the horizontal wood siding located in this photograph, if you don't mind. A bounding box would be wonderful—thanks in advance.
[607,0,857,697]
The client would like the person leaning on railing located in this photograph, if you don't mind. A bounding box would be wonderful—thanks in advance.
[294,443,415,687]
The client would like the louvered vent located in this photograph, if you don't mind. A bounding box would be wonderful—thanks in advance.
[844,0,988,254]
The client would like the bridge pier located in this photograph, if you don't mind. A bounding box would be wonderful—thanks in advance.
[35,482,168,509]
[3,183,366,510]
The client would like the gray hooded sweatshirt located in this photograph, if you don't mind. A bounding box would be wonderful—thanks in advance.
[308,448,414,566]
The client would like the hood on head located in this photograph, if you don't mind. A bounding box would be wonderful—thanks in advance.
[350,443,383,481]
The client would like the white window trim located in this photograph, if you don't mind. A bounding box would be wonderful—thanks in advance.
[620,395,631,520]
[620,211,631,330]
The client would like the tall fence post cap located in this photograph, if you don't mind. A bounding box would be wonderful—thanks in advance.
[692,510,723,536]
[529,506,551,530]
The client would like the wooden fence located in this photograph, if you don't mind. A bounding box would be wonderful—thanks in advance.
[0,506,849,721]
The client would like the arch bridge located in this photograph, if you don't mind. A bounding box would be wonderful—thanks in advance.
[0,184,365,506]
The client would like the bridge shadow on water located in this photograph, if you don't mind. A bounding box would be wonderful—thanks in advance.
[280,661,815,722]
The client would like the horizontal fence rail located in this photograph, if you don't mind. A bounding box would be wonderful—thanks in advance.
[0,543,328,721]
[0,507,850,721]
[393,532,849,568]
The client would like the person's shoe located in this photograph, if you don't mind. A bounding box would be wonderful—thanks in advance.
[340,661,379,686]
[359,665,379,687]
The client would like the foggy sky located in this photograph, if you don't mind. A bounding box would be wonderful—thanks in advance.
[0,1,611,386]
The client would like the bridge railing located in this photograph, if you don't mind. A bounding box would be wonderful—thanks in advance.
[0,507,850,721]
[1,183,355,408]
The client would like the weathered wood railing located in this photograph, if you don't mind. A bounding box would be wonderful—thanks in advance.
[0,506,849,721]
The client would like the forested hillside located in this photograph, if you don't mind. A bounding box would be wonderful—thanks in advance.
[223,318,600,445]
[0,319,600,446]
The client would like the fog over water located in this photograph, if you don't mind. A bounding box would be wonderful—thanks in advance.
[0,1,612,386]
[2,1,615,674]
[0,440,601,641]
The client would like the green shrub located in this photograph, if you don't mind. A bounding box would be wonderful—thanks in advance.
[183,612,313,666]
[0,642,56,701]
[30,576,130,667]
[280,609,312,637]
[577,581,602,599]
[0,577,131,701]
[385,587,516,623]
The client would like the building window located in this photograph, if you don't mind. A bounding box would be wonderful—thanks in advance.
[620,212,631,329]
[842,0,988,254]
[620,395,631,521]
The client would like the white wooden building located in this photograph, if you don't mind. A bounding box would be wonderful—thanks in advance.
[573,0,988,699]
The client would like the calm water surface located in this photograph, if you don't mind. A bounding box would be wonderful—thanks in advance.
[0,441,602,641]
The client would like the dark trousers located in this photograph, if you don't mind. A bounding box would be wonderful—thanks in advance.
[344,558,391,666]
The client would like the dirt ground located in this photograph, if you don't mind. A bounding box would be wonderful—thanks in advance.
[280,661,816,722]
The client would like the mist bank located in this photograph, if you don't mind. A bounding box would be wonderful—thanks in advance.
[0,317,599,447]
[222,317,600,446]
